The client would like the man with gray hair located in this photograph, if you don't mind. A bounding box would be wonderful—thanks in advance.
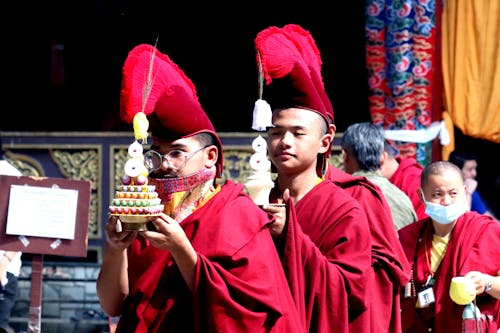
[340,122,418,230]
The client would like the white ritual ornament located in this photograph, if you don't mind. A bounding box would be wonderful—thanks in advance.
[244,135,275,205]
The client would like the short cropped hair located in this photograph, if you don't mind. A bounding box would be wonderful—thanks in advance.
[421,160,463,187]
[194,132,216,149]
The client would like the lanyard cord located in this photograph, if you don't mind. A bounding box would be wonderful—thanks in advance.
[424,233,450,278]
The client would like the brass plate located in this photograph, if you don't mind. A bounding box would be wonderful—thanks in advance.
[110,214,161,231]
[111,214,160,224]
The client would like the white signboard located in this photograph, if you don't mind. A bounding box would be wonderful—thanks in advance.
[6,184,78,240]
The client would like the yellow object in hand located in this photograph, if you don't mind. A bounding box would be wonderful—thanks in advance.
[449,276,476,305]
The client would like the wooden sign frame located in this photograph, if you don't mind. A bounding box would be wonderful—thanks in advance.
[0,175,92,332]
[0,175,91,257]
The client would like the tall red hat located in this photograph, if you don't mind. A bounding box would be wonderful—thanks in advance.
[120,44,224,177]
[254,24,334,126]
[254,24,334,175]
[281,24,334,124]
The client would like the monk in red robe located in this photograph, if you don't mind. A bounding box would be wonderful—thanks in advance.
[325,165,411,333]
[255,24,372,333]
[97,44,304,333]
[399,161,500,332]
[271,177,372,333]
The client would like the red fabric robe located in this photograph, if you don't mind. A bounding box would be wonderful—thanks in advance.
[115,180,304,333]
[277,180,372,333]
[390,157,427,220]
[325,166,411,333]
[399,212,500,333]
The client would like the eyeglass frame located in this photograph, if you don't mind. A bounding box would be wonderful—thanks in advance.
[143,145,210,171]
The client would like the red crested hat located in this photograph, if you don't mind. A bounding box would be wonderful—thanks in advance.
[254,24,334,126]
[254,24,334,176]
[120,44,224,177]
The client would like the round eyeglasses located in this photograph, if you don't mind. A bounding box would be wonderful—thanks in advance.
[143,146,209,171]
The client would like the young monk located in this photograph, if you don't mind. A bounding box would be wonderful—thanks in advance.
[254,24,372,333]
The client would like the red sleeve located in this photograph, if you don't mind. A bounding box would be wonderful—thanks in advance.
[283,181,372,333]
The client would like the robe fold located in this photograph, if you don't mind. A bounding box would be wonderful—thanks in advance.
[399,212,500,333]
[279,180,372,333]
[326,166,411,333]
[390,157,427,220]
[116,180,304,333]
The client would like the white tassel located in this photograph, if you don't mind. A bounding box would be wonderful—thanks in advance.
[252,99,273,131]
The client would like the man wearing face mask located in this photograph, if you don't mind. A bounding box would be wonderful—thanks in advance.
[398,161,500,332]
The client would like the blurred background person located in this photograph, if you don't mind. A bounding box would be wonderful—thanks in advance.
[341,122,418,230]
[0,134,23,333]
[448,149,499,222]
[380,142,427,220]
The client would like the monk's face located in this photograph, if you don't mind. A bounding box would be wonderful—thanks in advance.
[267,108,330,175]
[420,167,466,206]
[148,135,215,178]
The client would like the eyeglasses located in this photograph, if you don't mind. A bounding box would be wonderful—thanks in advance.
[143,146,208,171]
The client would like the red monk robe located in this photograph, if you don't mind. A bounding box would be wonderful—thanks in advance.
[325,165,411,333]
[399,212,500,333]
[275,180,372,333]
[390,157,427,220]
[116,181,304,333]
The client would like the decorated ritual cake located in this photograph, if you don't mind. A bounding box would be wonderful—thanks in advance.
[109,139,164,231]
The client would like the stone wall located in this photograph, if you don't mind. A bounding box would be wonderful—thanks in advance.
[9,264,110,333]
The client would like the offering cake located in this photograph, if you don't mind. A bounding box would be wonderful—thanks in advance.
[109,140,164,230]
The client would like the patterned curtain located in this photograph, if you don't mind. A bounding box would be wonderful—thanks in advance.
[365,0,442,165]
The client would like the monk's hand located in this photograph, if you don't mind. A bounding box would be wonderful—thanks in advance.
[141,213,190,253]
[105,215,137,252]
[465,270,491,295]
[263,188,290,238]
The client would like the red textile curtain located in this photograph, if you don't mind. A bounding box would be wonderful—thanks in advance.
[365,0,443,165]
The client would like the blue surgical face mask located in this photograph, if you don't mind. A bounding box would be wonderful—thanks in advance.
[422,195,467,225]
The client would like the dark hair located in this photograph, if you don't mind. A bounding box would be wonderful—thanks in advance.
[421,160,463,187]
[448,150,476,169]
[340,122,384,171]
[272,107,329,135]
[194,132,215,149]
